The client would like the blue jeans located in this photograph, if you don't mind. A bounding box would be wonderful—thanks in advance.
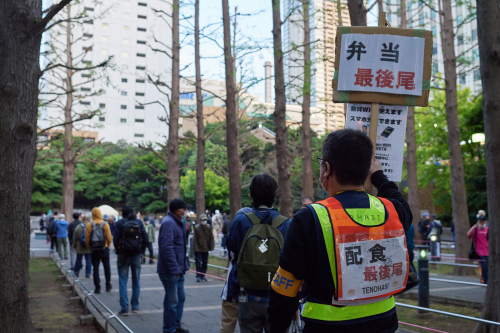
[117,254,142,311]
[479,256,488,284]
[158,273,186,333]
[74,253,92,277]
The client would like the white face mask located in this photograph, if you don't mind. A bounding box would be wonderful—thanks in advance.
[201,220,207,225]
[182,210,188,219]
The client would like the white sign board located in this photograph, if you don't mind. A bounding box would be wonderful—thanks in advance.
[346,104,408,182]
[338,34,425,96]
[338,236,408,301]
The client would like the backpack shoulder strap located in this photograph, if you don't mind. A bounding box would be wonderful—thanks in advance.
[271,215,288,228]
[245,212,261,225]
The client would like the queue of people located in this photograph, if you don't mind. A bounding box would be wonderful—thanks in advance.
[37,127,491,332]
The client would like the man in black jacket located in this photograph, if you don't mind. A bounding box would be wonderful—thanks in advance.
[267,129,412,333]
[113,206,149,316]
[68,212,82,270]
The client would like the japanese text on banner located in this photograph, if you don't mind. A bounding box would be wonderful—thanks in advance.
[338,34,425,96]
[345,104,408,182]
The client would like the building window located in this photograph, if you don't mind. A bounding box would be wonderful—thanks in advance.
[120,118,127,123]
[121,91,128,96]
[121,105,127,109]
[82,73,91,78]
[101,36,108,42]
[122,78,128,83]
[82,46,93,51]
[122,39,129,45]
[431,26,437,37]
[122,64,128,70]
[136,66,146,70]
[83,33,93,38]
[138,2,147,6]
[135,119,144,123]
[136,53,146,57]
[459,75,466,85]
[431,9,436,19]
[135,105,145,109]
[100,103,106,108]
[138,15,147,19]
[433,63,438,74]
[136,79,145,83]
[472,49,479,62]
[84,7,94,11]
[101,49,108,55]
[457,14,463,26]
[137,27,146,32]
[81,87,91,92]
[457,35,463,46]
[474,69,481,81]
[81,101,91,105]
[136,92,145,96]
[134,134,144,137]
[419,14,424,26]
[99,117,105,122]
[102,23,108,29]
[123,13,130,19]
[472,29,477,41]
[83,61,92,66]
[123,25,129,31]
[137,40,146,44]
[122,51,129,57]
[84,20,93,24]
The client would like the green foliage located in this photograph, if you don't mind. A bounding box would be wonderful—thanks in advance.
[415,88,485,224]
[31,163,63,213]
[180,169,230,212]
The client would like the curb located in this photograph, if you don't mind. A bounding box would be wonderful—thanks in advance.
[397,292,483,309]
[52,255,120,333]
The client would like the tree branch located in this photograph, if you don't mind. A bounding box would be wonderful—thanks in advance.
[35,0,73,34]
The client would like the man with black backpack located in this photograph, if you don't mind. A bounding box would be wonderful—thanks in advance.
[85,207,113,294]
[226,173,291,333]
[114,206,149,316]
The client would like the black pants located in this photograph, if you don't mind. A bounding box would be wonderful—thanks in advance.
[50,236,57,250]
[91,248,111,290]
[143,242,154,260]
[195,252,208,277]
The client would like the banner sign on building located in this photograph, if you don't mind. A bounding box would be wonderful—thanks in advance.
[338,34,425,96]
[346,103,408,182]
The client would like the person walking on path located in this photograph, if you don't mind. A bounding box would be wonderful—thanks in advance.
[157,199,190,333]
[68,212,82,270]
[418,212,430,240]
[56,214,69,260]
[193,214,214,282]
[220,207,251,333]
[212,210,223,243]
[47,211,59,252]
[267,129,412,333]
[73,214,92,278]
[221,216,232,257]
[114,206,149,316]
[144,217,156,264]
[227,173,291,333]
[86,207,113,294]
[468,216,489,284]
[39,213,46,231]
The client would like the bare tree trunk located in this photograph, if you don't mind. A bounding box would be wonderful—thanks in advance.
[473,2,500,331]
[195,0,205,217]
[441,0,472,275]
[300,0,313,201]
[168,0,181,204]
[272,0,293,218]
[399,0,420,238]
[62,7,75,219]
[222,0,242,219]
[377,0,383,16]
[0,0,52,330]
[337,0,343,26]
[346,0,367,26]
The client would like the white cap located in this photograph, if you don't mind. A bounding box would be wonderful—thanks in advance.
[59,214,66,219]
[215,210,220,214]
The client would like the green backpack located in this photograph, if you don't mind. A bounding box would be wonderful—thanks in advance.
[237,212,288,291]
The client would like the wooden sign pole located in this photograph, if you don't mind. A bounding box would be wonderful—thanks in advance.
[365,12,387,191]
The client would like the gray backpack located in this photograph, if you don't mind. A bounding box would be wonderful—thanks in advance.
[237,212,287,291]
[90,222,107,251]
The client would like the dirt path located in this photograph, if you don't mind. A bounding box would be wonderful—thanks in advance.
[29,258,98,333]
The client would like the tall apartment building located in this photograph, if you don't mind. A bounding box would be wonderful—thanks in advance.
[42,0,172,143]
[384,0,481,94]
[282,0,351,133]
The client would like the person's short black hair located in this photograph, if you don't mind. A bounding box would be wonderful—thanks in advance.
[53,211,59,215]
[321,129,373,186]
[479,216,487,221]
[169,199,187,212]
[249,173,277,208]
[73,212,81,220]
[122,206,135,220]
